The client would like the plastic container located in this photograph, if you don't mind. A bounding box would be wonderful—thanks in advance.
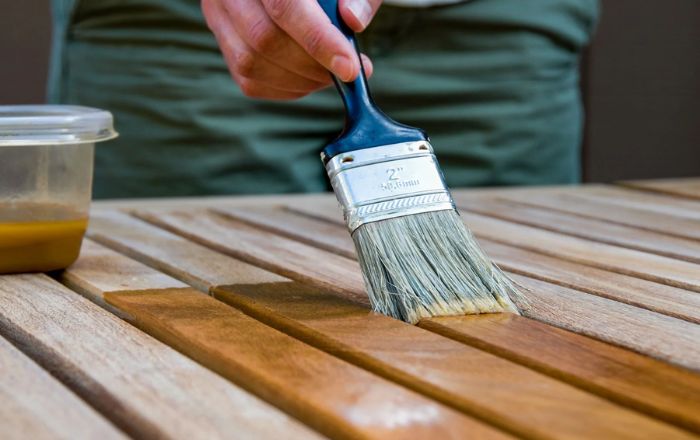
[0,105,117,273]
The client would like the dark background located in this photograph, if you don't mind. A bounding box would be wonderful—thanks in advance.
[2,0,698,183]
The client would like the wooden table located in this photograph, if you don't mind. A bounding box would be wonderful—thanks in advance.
[1,178,699,439]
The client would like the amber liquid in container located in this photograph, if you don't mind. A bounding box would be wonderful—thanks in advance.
[0,203,88,274]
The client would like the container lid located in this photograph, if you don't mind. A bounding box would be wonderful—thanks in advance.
[0,105,118,146]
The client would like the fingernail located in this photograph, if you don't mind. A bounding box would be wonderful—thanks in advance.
[347,0,372,29]
[330,55,355,82]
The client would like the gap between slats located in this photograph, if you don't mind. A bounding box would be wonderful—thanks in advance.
[85,210,700,434]
[225,204,700,325]
[452,196,700,263]
[618,178,700,201]
[61,241,512,440]
[132,207,700,370]
[0,273,319,440]
[0,334,126,440]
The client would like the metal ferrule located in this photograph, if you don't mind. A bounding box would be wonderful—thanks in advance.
[324,141,456,233]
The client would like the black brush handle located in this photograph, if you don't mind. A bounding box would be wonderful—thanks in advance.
[317,0,427,162]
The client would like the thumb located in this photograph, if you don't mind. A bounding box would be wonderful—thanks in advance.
[339,0,382,32]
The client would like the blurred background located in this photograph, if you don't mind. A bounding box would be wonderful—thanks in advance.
[2,0,698,183]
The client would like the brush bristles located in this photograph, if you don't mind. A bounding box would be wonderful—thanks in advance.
[352,210,523,324]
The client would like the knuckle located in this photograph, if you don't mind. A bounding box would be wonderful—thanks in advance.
[263,0,293,21]
[247,18,278,52]
[233,50,257,77]
[301,28,325,55]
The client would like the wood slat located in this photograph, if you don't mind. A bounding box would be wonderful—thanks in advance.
[459,210,700,292]
[572,186,700,221]
[215,206,356,259]
[459,191,700,242]
[231,204,700,326]
[454,196,700,263]
[92,192,333,212]
[223,204,700,370]
[220,205,700,324]
[418,313,700,434]
[0,335,125,440]
[134,209,367,303]
[215,280,697,440]
[511,274,700,370]
[619,177,700,200]
[481,239,700,324]
[86,209,700,435]
[64,241,504,440]
[88,211,289,292]
[0,273,320,440]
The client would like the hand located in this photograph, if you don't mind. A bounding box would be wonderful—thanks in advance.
[202,0,382,100]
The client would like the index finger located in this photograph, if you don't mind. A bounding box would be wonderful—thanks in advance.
[260,0,361,82]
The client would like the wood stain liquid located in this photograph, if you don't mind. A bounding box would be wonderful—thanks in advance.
[0,203,87,274]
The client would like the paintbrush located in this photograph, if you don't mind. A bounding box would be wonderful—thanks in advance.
[318,0,523,323]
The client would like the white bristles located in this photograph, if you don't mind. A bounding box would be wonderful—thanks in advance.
[352,209,523,324]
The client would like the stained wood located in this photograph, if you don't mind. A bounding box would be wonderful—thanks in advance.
[418,313,700,434]
[216,204,700,370]
[456,196,700,263]
[0,335,125,440]
[83,209,700,436]
[213,282,694,439]
[472,191,700,242]
[63,241,503,440]
[134,209,368,303]
[215,206,700,323]
[510,274,700,370]
[0,274,321,440]
[249,203,700,323]
[620,177,700,200]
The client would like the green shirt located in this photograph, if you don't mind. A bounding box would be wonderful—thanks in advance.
[49,0,599,198]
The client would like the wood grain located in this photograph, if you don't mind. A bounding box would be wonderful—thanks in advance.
[226,205,700,324]
[92,191,334,212]
[0,335,125,440]
[455,196,700,263]
[227,204,700,370]
[570,186,700,221]
[459,211,700,293]
[620,177,700,200]
[215,205,356,259]
[213,282,694,439]
[510,274,700,371]
[466,191,700,242]
[81,209,700,436]
[224,208,700,323]
[135,209,368,304]
[64,241,504,440]
[63,239,189,292]
[107,289,508,440]
[0,274,321,440]
[418,313,700,434]
[88,211,287,292]
[481,239,700,324]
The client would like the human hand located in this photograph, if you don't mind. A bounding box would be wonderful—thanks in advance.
[202,0,382,100]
